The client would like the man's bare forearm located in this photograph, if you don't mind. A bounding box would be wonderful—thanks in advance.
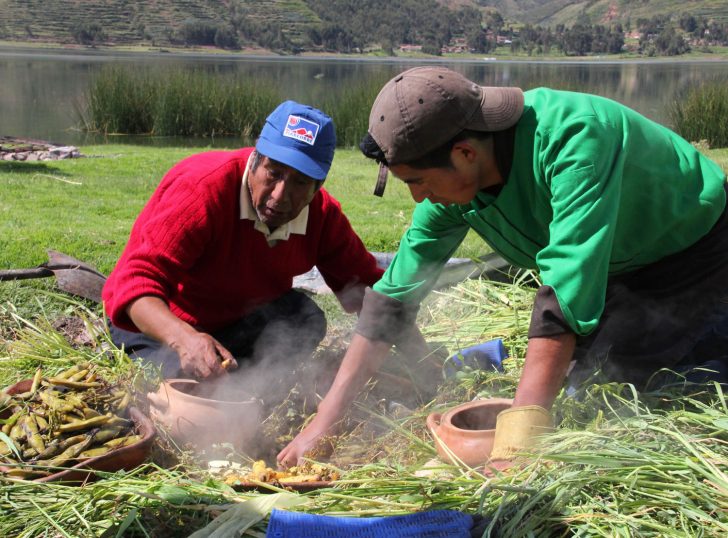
[314,333,392,427]
[513,333,576,409]
[127,296,198,347]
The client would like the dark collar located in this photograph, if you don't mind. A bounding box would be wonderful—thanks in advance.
[484,124,517,196]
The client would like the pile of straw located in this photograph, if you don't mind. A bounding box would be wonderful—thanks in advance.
[1,279,726,537]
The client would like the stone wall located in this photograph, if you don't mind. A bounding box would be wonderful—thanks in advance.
[0,137,83,161]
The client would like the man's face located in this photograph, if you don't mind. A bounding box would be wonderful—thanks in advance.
[389,162,481,206]
[248,154,318,229]
[389,139,500,206]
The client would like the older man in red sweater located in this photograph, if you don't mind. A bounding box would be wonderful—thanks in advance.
[103,101,384,379]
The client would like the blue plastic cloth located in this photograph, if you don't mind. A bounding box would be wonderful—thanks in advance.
[266,509,474,538]
[443,339,508,379]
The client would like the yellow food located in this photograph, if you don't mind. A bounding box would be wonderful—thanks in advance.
[222,460,340,485]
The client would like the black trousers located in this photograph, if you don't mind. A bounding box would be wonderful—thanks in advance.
[569,189,728,390]
[109,289,326,379]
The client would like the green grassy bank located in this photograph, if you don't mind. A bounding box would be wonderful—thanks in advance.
[0,145,491,276]
[2,144,727,274]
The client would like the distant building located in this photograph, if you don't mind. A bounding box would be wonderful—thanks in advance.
[441,36,467,54]
[399,44,422,53]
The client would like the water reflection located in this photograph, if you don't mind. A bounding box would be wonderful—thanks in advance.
[2,48,727,146]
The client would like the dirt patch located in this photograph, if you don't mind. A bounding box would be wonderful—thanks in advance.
[51,316,105,347]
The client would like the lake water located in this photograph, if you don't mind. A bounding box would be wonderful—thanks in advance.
[2,47,728,147]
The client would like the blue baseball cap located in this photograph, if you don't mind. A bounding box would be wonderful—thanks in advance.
[255,100,336,181]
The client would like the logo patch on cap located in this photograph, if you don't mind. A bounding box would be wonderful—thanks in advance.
[283,115,319,146]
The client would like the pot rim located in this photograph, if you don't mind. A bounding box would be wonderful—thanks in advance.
[439,397,513,433]
[161,378,261,407]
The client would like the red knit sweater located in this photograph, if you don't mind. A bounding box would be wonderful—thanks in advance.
[103,148,383,332]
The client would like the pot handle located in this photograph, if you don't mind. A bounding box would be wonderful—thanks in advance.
[426,412,442,434]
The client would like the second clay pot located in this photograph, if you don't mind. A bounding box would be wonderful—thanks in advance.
[426,398,513,467]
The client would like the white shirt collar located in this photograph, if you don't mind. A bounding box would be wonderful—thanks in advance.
[239,158,309,246]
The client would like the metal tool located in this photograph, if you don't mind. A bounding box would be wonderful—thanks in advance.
[0,250,106,302]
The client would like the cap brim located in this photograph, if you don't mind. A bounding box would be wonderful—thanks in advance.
[255,138,328,180]
[467,87,524,132]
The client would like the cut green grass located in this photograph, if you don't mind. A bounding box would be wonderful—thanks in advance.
[1,278,727,537]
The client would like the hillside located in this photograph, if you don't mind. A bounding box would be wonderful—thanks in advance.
[446,0,728,27]
[0,0,726,51]
[0,0,226,44]
[536,0,728,27]
[0,0,321,48]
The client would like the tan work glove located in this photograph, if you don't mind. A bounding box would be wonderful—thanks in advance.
[489,405,554,461]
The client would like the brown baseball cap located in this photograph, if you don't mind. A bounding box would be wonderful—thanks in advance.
[368,66,524,166]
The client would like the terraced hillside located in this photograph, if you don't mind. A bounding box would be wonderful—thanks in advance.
[236,0,322,47]
[545,0,728,27]
[0,0,319,47]
[0,0,224,44]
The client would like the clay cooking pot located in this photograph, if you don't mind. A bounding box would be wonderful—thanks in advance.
[427,398,513,467]
[147,378,262,452]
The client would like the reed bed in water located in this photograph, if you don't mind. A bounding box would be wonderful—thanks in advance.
[78,67,281,139]
[670,78,728,149]
[77,67,387,146]
[1,280,727,536]
[313,75,392,148]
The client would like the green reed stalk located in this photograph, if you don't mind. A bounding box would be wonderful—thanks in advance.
[670,79,728,148]
[314,75,391,148]
[81,67,281,138]
[85,68,157,135]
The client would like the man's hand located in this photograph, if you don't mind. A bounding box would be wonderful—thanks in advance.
[481,333,574,468]
[489,405,553,461]
[277,419,337,468]
[127,296,237,379]
[480,407,553,478]
[277,333,393,468]
[173,331,237,379]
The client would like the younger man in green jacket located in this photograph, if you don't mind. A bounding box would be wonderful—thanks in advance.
[278,66,728,467]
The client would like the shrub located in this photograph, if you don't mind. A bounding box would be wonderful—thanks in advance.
[670,80,728,148]
[214,26,240,50]
[421,40,443,56]
[178,19,217,46]
[71,22,106,46]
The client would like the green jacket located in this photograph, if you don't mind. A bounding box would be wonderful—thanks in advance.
[373,88,726,336]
